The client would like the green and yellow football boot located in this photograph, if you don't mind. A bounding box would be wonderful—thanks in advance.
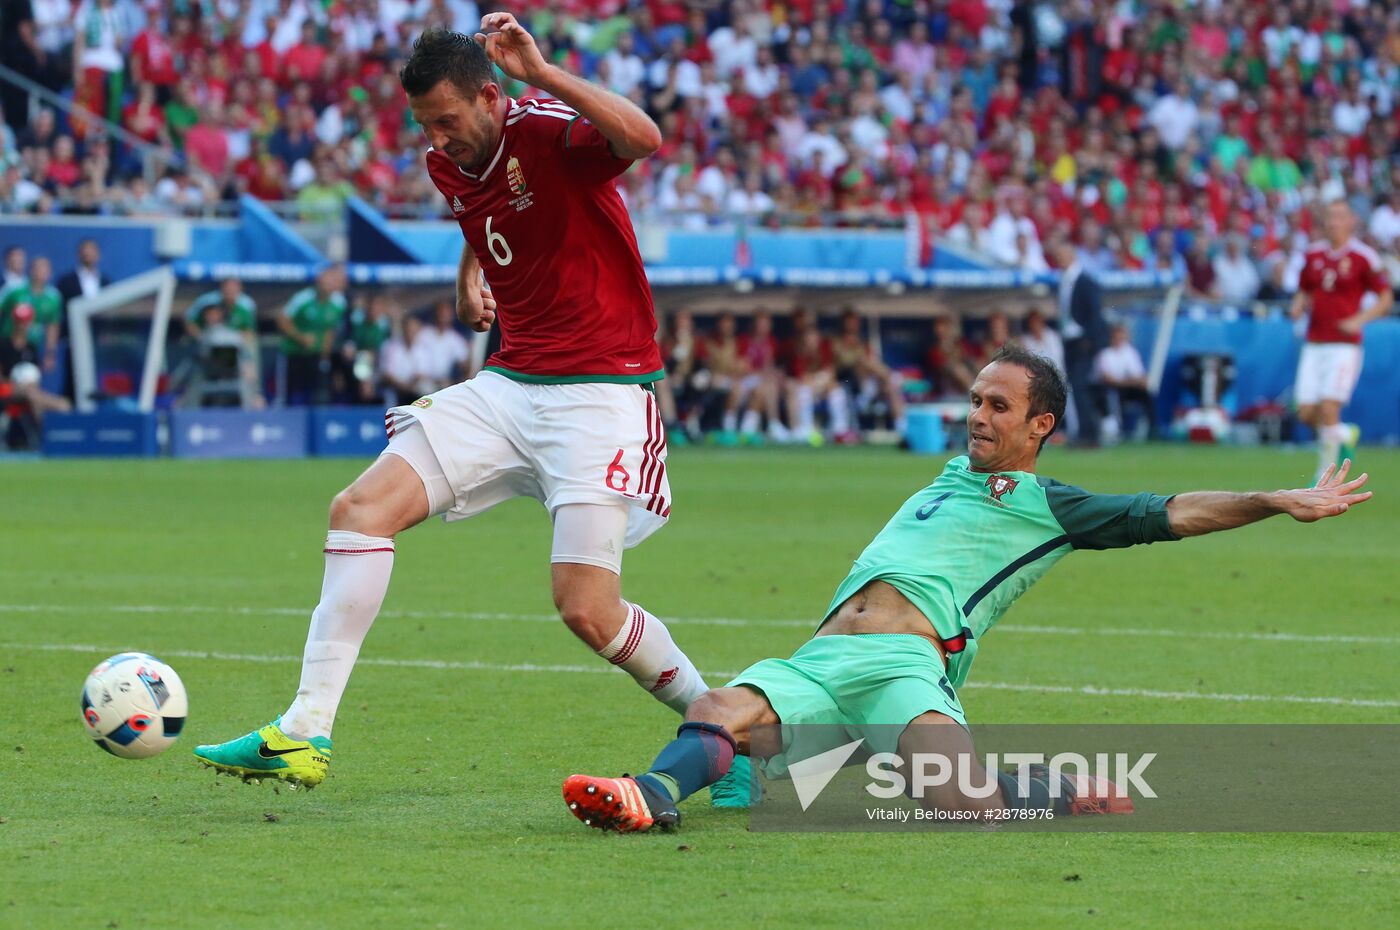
[193,719,332,788]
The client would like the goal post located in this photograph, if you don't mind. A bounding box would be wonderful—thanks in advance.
[68,265,178,414]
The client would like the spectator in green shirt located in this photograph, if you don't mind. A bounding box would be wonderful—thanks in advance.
[1246,134,1303,193]
[1211,113,1252,172]
[296,160,355,223]
[0,256,62,368]
[163,81,201,151]
[278,264,347,404]
[343,293,395,403]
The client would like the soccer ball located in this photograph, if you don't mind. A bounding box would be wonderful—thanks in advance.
[9,361,40,387]
[80,653,189,759]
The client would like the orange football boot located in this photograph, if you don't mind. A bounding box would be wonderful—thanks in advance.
[563,774,680,832]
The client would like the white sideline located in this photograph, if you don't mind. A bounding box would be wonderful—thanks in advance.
[4,640,1399,710]
[1,603,1398,646]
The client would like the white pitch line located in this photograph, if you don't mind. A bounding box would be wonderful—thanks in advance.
[2,603,1398,646]
[6,640,1399,710]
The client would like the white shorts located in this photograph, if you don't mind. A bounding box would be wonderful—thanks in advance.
[383,370,670,550]
[1295,343,1364,406]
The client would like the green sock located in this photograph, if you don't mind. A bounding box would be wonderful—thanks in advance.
[640,771,681,803]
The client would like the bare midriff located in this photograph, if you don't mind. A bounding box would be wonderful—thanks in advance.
[815,580,948,664]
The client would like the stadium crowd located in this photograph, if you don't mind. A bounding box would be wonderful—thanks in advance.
[3,0,1400,295]
[5,237,1157,449]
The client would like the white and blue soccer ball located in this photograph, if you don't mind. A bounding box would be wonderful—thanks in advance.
[80,653,189,759]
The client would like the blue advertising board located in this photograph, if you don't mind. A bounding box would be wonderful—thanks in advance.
[310,406,389,457]
[169,409,309,459]
[41,412,159,457]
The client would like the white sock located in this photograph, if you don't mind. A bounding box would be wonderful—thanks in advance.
[795,385,815,434]
[827,387,851,434]
[1317,423,1348,476]
[722,410,738,432]
[281,531,395,740]
[597,602,709,714]
[739,408,761,434]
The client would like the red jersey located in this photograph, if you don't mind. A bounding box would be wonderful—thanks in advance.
[131,31,178,87]
[426,97,662,382]
[1298,239,1388,345]
[738,333,778,371]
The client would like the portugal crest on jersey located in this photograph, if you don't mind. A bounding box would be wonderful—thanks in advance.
[506,156,527,195]
[984,474,1018,501]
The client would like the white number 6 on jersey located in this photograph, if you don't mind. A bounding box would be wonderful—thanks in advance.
[485,215,513,266]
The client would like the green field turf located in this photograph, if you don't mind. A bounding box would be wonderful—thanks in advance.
[3,445,1397,929]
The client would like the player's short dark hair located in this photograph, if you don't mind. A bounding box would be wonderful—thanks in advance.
[399,28,497,100]
[988,343,1067,450]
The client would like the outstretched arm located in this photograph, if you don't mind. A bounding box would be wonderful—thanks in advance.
[474,13,662,160]
[1166,461,1372,538]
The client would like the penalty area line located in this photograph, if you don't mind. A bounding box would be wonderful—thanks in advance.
[5,640,1399,710]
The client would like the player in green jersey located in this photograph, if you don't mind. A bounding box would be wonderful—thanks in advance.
[562,344,1373,832]
[179,278,264,409]
[278,265,347,404]
[0,256,62,365]
[184,278,258,338]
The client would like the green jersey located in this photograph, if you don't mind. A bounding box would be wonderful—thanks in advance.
[281,287,346,355]
[824,455,1179,688]
[347,308,391,352]
[0,282,63,348]
[187,290,257,331]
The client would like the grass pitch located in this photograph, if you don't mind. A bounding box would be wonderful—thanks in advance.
[3,445,1398,929]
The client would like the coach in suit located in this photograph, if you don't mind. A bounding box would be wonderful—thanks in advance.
[1054,241,1109,445]
[55,238,110,402]
[56,239,110,307]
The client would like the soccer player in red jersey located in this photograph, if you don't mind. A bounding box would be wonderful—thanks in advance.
[195,20,748,801]
[1289,200,1393,480]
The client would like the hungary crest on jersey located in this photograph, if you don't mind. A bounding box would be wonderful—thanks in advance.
[507,157,527,195]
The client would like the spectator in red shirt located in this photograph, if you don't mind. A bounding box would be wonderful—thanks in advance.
[251,15,284,80]
[123,82,168,147]
[1184,236,1218,299]
[236,140,288,201]
[782,307,850,443]
[130,10,182,104]
[969,310,1014,371]
[982,71,1022,138]
[46,135,81,190]
[185,105,232,180]
[283,21,327,89]
[925,312,978,398]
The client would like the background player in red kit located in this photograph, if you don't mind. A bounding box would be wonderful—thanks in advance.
[194,20,747,802]
[1290,200,1393,481]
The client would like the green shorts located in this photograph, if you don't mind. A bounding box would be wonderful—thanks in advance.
[727,633,966,779]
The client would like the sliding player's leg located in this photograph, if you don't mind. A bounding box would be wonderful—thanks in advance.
[193,440,441,786]
[563,686,778,832]
[896,715,1134,819]
[835,636,1135,820]
[893,711,1133,820]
